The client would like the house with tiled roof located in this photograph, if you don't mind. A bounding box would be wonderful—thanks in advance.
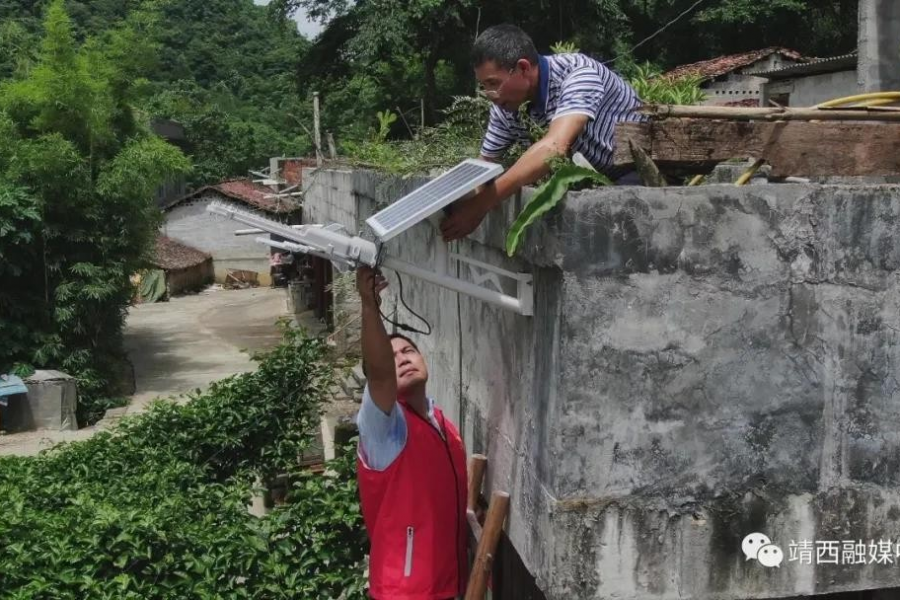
[749,52,859,107]
[161,178,301,286]
[665,47,808,107]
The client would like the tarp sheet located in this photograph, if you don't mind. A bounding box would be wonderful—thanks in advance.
[139,269,167,303]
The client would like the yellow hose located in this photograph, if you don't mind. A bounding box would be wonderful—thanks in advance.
[816,92,900,109]
[847,98,900,108]
[688,174,705,186]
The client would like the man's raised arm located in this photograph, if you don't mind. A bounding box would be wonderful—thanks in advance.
[357,267,396,414]
[440,114,589,242]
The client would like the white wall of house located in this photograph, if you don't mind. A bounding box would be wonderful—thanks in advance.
[699,55,804,106]
[762,70,859,107]
[162,196,272,285]
[702,74,768,105]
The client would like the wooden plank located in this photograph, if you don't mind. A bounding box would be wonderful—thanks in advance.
[467,454,487,511]
[465,491,510,600]
[467,509,482,549]
[614,119,900,177]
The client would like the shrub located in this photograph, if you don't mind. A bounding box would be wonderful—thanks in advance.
[0,324,368,599]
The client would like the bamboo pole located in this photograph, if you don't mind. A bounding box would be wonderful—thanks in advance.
[642,103,900,122]
[467,454,487,511]
[465,491,510,600]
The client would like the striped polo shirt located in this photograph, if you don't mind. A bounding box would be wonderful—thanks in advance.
[480,53,643,175]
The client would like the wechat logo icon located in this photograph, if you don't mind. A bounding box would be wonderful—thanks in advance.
[742,533,784,568]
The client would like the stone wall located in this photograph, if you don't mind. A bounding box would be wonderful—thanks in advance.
[303,167,900,599]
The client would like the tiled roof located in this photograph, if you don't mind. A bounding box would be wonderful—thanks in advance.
[165,179,301,215]
[746,51,857,79]
[665,47,807,81]
[151,235,211,270]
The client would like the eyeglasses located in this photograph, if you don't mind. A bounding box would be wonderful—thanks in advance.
[477,67,517,99]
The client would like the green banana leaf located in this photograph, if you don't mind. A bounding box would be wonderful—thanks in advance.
[505,165,610,257]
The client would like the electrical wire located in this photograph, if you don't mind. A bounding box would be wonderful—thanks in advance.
[603,0,710,65]
[372,243,433,336]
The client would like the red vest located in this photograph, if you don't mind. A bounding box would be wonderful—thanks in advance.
[358,400,468,600]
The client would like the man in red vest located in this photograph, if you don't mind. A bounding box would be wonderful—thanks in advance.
[355,266,469,600]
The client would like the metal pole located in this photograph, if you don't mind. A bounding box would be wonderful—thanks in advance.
[381,256,531,316]
[313,92,322,167]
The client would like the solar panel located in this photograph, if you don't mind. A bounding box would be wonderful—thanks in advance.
[366,159,503,242]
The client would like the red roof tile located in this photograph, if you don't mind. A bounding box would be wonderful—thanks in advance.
[165,178,301,215]
[151,235,211,270]
[665,47,807,82]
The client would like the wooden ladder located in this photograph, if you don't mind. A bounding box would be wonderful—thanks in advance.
[464,454,510,600]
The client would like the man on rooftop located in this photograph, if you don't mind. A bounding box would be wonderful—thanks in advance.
[441,24,643,242]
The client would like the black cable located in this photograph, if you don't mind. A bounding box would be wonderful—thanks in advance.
[372,243,433,336]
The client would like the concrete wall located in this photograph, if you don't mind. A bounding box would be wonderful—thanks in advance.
[859,0,900,92]
[702,74,767,106]
[701,56,802,106]
[764,70,860,107]
[303,167,900,599]
[162,195,273,285]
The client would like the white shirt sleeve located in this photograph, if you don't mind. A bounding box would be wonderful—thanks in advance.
[356,384,407,471]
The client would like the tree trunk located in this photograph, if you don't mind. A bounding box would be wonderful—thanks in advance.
[422,49,438,127]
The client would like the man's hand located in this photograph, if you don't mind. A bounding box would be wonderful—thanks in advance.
[440,192,491,242]
[357,267,388,307]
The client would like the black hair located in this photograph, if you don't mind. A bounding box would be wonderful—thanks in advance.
[361,334,420,378]
[388,333,418,352]
[471,24,539,70]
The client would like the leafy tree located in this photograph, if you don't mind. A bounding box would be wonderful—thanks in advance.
[0,0,315,186]
[0,21,38,79]
[274,0,476,123]
[0,0,190,423]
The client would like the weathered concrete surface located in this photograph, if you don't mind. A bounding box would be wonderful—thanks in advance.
[124,287,288,413]
[304,167,900,599]
[858,0,900,92]
[525,184,900,599]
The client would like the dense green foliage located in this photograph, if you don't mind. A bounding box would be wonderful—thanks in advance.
[276,0,857,143]
[0,1,190,424]
[631,63,707,106]
[0,325,368,599]
[0,0,312,186]
[1,0,859,173]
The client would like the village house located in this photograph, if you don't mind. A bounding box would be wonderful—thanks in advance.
[161,178,301,286]
[668,0,900,108]
[664,47,808,107]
